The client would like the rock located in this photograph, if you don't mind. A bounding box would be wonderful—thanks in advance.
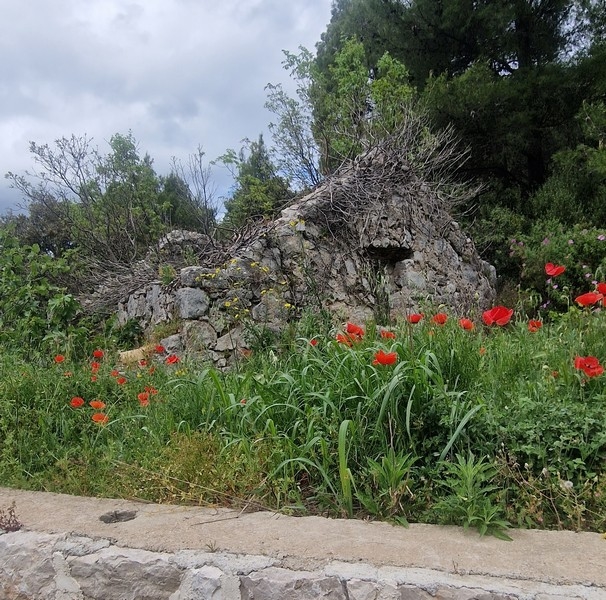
[175,288,210,319]
[181,320,218,352]
[160,334,183,354]
[69,546,182,600]
[240,567,346,599]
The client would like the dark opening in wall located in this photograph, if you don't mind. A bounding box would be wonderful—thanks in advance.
[364,245,413,264]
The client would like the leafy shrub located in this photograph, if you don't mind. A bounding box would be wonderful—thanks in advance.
[0,228,84,354]
[508,220,606,313]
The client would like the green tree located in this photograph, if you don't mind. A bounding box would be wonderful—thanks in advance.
[5,132,216,264]
[268,40,416,176]
[317,1,602,86]
[531,99,606,226]
[265,47,323,190]
[0,196,74,257]
[89,132,164,261]
[315,0,409,82]
[219,135,293,230]
[315,1,603,192]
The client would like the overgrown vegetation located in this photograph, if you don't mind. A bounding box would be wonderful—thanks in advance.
[4,1,605,301]
[1,0,605,540]
[1,279,605,538]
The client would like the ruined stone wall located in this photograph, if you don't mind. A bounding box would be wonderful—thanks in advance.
[115,155,496,364]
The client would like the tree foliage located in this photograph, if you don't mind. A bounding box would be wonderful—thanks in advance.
[312,0,606,285]
[219,135,293,230]
[317,0,602,84]
[265,47,324,191]
[5,132,216,265]
[267,39,416,177]
[165,146,219,235]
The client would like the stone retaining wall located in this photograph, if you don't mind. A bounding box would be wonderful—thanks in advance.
[1,530,601,600]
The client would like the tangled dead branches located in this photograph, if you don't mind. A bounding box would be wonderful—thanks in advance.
[74,114,481,316]
[305,114,482,251]
[75,221,278,316]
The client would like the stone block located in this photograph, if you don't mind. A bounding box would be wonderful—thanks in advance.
[0,531,57,600]
[182,320,218,351]
[176,288,210,319]
[69,547,182,600]
[240,567,347,599]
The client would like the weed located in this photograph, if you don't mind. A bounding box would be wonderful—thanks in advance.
[357,449,416,524]
[433,453,512,540]
[1,293,605,536]
[0,502,22,532]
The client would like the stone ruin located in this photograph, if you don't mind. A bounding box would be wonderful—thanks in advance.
[112,136,496,366]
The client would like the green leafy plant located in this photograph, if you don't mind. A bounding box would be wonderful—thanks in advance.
[0,228,81,353]
[357,449,416,524]
[509,221,606,313]
[433,453,511,540]
[159,264,177,286]
[1,284,606,535]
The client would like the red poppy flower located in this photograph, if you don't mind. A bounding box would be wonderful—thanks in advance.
[90,375,98,382]
[432,313,448,325]
[528,320,542,333]
[407,313,424,324]
[545,263,566,277]
[482,306,513,326]
[336,333,353,347]
[70,397,84,408]
[144,385,158,395]
[597,283,606,296]
[54,354,65,364]
[458,318,474,331]
[138,359,148,367]
[309,338,318,346]
[575,292,603,307]
[92,349,104,359]
[116,376,127,385]
[155,345,166,354]
[110,369,120,377]
[91,413,109,424]
[346,322,364,339]
[165,354,180,365]
[380,330,396,339]
[89,400,106,410]
[372,350,398,366]
[90,361,101,372]
[574,355,604,377]
[137,392,150,407]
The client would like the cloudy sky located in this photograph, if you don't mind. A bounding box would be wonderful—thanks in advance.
[0,0,334,214]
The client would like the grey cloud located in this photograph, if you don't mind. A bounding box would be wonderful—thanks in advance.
[0,0,333,213]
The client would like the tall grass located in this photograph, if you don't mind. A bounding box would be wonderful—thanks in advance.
[1,307,605,534]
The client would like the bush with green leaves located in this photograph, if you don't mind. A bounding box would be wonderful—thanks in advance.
[507,220,606,313]
[0,228,87,354]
